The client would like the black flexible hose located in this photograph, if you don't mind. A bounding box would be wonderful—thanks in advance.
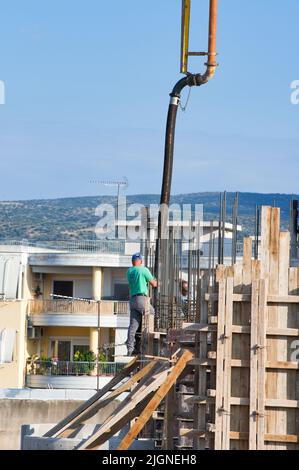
[154,74,206,299]
[154,100,178,286]
[160,100,179,211]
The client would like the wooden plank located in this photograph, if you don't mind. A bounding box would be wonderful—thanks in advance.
[183,323,299,336]
[257,278,267,450]
[43,356,139,438]
[289,267,299,450]
[117,350,193,450]
[58,359,158,438]
[267,327,299,336]
[180,430,299,444]
[249,278,259,449]
[265,433,299,443]
[232,325,250,334]
[182,322,217,332]
[230,431,250,441]
[183,324,251,340]
[266,361,299,370]
[191,396,249,406]
[243,237,253,287]
[207,351,217,359]
[142,297,155,356]
[162,384,176,449]
[194,271,210,450]
[266,207,280,450]
[268,294,299,304]
[233,263,243,294]
[265,399,299,408]
[260,206,271,279]
[233,294,251,302]
[214,266,226,450]
[190,358,250,368]
[205,293,251,302]
[276,231,290,444]
[78,361,170,450]
[258,208,271,448]
[191,396,299,408]
[233,253,250,449]
[222,274,234,449]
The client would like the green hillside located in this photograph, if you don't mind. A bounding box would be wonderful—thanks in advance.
[0,192,296,242]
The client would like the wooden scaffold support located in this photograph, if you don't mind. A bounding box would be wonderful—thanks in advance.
[178,206,299,450]
[42,206,298,451]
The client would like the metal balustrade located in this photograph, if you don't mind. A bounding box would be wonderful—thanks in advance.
[26,360,125,377]
[28,299,129,315]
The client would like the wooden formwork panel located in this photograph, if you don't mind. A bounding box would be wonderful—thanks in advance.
[181,206,299,450]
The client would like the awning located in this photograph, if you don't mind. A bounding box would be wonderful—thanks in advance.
[0,256,21,300]
[0,328,16,363]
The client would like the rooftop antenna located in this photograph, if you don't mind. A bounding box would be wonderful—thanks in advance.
[90,178,128,238]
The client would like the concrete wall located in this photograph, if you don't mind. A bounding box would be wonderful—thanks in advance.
[26,375,111,390]
[0,397,119,450]
[21,423,155,450]
[39,325,89,357]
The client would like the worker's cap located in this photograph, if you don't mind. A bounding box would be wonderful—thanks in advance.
[132,252,142,261]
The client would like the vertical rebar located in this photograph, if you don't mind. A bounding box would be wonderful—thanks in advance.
[218,193,222,264]
[254,205,260,260]
[221,191,226,263]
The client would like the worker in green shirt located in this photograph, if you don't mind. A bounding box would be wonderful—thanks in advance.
[126,253,157,355]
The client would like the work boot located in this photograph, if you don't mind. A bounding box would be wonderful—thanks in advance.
[126,347,135,356]
[132,346,141,355]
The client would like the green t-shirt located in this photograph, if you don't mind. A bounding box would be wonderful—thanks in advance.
[127,266,155,297]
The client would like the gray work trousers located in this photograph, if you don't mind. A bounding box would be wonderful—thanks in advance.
[126,295,154,353]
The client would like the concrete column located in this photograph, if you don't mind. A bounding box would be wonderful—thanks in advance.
[23,265,33,300]
[115,328,127,358]
[89,328,99,356]
[92,267,102,301]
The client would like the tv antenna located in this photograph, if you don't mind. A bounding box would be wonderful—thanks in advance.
[90,177,129,238]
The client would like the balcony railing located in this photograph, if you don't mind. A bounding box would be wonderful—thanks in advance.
[0,239,127,254]
[26,360,125,377]
[28,299,129,316]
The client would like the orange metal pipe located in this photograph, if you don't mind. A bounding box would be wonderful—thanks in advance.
[204,0,218,81]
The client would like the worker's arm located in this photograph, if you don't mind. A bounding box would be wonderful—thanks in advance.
[143,267,157,289]
[149,279,157,288]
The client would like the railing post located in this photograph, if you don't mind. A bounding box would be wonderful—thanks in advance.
[97,301,101,391]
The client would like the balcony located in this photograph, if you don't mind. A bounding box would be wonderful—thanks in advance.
[29,299,129,315]
[28,299,130,328]
[25,360,126,389]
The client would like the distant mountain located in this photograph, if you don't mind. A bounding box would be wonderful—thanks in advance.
[0,192,296,242]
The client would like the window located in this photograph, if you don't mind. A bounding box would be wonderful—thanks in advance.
[50,340,71,360]
[113,283,129,301]
[49,337,89,361]
[53,280,73,298]
[74,279,92,300]
[73,344,90,359]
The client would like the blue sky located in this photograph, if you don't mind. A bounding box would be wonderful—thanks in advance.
[0,0,298,200]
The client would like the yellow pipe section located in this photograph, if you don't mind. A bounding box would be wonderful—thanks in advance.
[180,0,218,81]
[180,0,191,74]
